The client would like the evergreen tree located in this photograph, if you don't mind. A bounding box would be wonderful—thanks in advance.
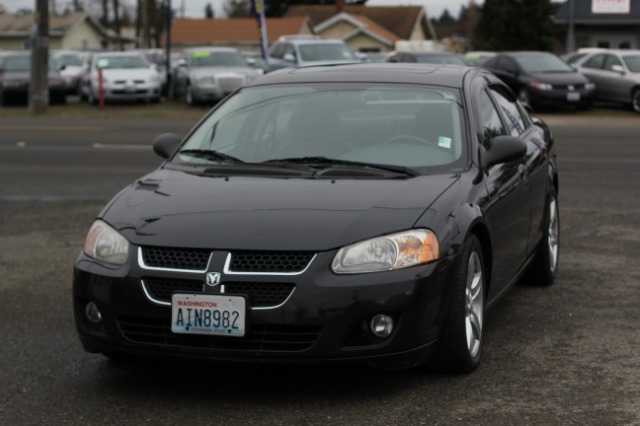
[473,0,555,51]
[205,2,214,18]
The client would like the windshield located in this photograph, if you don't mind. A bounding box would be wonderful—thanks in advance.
[4,56,30,72]
[174,83,466,171]
[298,44,357,61]
[189,51,247,67]
[96,55,149,69]
[514,54,574,73]
[623,55,640,72]
[52,53,84,67]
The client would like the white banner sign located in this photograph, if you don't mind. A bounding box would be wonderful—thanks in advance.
[592,0,631,14]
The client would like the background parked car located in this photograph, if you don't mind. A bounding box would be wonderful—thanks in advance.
[266,36,360,72]
[573,49,640,112]
[463,51,496,66]
[0,50,67,106]
[51,50,88,95]
[482,51,595,110]
[79,51,161,104]
[386,50,467,66]
[171,47,261,105]
[560,47,607,66]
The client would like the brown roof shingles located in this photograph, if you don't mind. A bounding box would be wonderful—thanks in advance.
[171,17,311,46]
[286,5,424,40]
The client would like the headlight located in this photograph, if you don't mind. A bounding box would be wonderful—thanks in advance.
[529,81,553,91]
[585,82,596,90]
[331,229,440,274]
[150,74,160,83]
[82,220,129,265]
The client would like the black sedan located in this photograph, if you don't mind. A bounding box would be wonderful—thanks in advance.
[73,63,559,373]
[482,51,595,110]
[0,51,67,106]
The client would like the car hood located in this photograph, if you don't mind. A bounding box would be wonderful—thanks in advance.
[98,68,157,80]
[2,70,60,81]
[527,71,589,84]
[189,67,258,79]
[102,168,458,251]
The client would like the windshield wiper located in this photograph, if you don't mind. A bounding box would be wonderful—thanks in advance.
[178,149,244,164]
[264,156,420,177]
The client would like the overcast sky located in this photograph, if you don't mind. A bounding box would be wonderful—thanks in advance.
[177,0,483,20]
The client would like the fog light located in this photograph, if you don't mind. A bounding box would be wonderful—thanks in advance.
[85,302,103,324]
[370,314,394,338]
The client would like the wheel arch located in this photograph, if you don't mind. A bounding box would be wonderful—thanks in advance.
[468,222,493,297]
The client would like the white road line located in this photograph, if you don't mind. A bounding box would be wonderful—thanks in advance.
[93,143,150,150]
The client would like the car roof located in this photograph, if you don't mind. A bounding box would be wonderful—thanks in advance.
[248,63,477,88]
[183,47,240,53]
[282,39,348,46]
[396,51,458,56]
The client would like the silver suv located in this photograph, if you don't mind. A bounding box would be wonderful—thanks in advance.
[267,36,360,72]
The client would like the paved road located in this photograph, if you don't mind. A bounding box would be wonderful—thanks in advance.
[0,114,639,424]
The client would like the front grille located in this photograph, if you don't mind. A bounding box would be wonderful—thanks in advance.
[143,277,203,301]
[142,277,295,308]
[142,246,211,270]
[140,247,315,274]
[225,282,295,307]
[229,251,314,273]
[118,316,321,352]
[217,77,244,92]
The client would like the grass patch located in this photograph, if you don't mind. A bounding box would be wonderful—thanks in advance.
[0,98,210,120]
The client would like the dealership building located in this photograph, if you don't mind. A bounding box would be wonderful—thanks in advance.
[555,0,640,50]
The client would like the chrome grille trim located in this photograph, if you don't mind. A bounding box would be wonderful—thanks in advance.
[223,252,316,276]
[138,247,211,273]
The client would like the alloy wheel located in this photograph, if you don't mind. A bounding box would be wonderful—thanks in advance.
[465,251,484,358]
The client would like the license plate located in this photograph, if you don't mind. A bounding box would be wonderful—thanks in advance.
[171,293,246,337]
[567,92,580,102]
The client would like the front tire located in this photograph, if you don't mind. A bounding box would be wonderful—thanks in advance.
[436,235,485,374]
[632,88,640,113]
[526,185,559,286]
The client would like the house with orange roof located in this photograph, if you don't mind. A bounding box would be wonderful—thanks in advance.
[286,5,437,53]
[170,16,314,52]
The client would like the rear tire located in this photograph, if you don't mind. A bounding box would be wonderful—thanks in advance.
[436,235,485,374]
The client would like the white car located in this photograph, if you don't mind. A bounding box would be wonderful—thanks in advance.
[81,52,161,104]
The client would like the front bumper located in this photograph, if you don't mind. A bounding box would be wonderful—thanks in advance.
[529,86,595,108]
[100,82,161,101]
[73,247,454,369]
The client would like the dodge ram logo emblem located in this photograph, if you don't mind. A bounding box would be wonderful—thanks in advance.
[205,272,221,287]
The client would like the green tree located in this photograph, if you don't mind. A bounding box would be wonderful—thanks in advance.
[205,2,214,18]
[473,0,555,51]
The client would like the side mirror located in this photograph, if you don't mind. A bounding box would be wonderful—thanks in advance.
[611,64,625,74]
[481,135,527,170]
[283,53,296,63]
[388,57,399,63]
[153,133,181,159]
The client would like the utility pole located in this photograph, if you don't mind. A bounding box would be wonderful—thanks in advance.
[29,0,49,115]
[567,0,575,52]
